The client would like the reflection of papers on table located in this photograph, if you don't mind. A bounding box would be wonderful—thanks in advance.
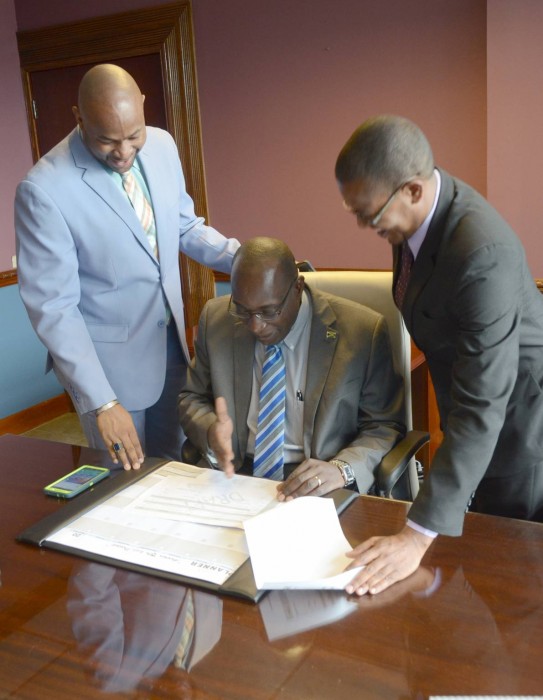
[260,589,358,641]
[244,497,363,590]
[47,462,279,586]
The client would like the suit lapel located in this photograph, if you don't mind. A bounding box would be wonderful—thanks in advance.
[70,129,158,265]
[402,168,455,330]
[233,322,256,461]
[302,288,338,458]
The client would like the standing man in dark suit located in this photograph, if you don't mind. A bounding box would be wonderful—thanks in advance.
[335,114,543,595]
[15,64,239,470]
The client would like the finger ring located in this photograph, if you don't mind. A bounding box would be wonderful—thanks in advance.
[315,476,322,489]
[112,442,123,452]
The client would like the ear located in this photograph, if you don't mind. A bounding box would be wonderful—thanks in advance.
[72,105,82,128]
[405,180,424,204]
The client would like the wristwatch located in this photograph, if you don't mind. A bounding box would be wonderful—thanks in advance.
[330,459,356,487]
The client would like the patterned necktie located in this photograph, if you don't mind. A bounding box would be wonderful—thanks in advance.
[253,344,286,481]
[121,170,158,257]
[394,242,414,308]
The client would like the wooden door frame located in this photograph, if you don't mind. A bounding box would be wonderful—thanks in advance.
[16,1,215,347]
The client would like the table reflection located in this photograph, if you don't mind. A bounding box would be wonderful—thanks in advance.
[67,563,222,694]
[402,544,543,699]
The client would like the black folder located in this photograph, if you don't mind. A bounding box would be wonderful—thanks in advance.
[17,459,358,603]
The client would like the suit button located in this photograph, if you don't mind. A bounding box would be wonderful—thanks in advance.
[158,320,166,328]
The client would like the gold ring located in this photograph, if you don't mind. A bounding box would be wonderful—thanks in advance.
[315,476,322,489]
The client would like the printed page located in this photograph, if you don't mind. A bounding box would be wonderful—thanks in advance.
[47,462,279,586]
[244,496,363,590]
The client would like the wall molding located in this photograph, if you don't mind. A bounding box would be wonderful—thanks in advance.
[7,268,543,291]
[0,269,17,288]
[0,393,72,435]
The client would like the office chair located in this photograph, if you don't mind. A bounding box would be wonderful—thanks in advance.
[181,270,428,501]
[301,271,428,500]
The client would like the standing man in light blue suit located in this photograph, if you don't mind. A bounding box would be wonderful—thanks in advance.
[15,64,240,470]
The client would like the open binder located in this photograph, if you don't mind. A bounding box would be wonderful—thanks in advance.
[17,458,358,603]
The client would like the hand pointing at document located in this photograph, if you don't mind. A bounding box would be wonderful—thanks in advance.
[207,396,235,477]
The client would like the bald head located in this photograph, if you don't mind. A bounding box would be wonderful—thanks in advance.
[77,64,142,117]
[73,64,146,173]
[232,237,297,285]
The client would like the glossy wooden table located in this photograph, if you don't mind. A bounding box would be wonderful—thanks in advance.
[1,434,542,699]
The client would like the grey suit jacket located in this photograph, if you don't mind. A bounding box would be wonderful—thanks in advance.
[15,127,239,414]
[178,285,406,492]
[399,169,543,535]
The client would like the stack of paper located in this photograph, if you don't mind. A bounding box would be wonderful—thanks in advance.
[244,496,362,590]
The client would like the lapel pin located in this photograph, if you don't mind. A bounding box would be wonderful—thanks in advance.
[326,329,337,340]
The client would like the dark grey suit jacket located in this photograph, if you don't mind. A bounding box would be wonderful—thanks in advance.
[178,285,406,492]
[400,169,543,535]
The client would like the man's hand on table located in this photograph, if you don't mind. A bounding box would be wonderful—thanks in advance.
[344,524,434,596]
[97,404,144,470]
[276,458,345,500]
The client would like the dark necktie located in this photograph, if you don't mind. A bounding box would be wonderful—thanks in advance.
[394,242,414,308]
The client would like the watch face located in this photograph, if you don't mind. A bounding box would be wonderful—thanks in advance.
[343,465,355,485]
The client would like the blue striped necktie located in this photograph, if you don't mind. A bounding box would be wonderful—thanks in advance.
[253,344,286,480]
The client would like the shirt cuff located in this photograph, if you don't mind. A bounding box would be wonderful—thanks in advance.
[407,518,438,539]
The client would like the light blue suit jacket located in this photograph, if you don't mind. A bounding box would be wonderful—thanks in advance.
[15,127,239,414]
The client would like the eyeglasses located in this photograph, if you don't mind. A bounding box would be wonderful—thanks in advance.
[343,179,412,227]
[229,276,298,322]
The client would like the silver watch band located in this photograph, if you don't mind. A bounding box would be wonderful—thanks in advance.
[330,458,355,486]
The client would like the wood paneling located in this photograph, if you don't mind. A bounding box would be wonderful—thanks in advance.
[1,434,543,698]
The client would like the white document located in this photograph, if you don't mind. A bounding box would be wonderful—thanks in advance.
[47,462,279,586]
[125,461,279,528]
[243,496,362,590]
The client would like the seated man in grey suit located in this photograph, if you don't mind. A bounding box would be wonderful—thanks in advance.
[178,237,406,498]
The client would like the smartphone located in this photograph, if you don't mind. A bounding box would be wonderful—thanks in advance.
[43,465,110,499]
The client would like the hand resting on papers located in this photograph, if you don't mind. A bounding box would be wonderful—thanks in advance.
[276,459,344,500]
[208,397,345,498]
[344,525,434,596]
